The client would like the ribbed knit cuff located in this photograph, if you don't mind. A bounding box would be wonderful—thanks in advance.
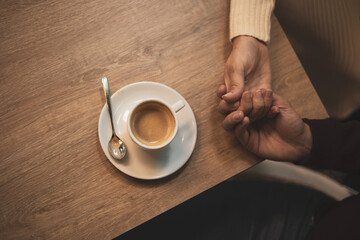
[230,0,275,44]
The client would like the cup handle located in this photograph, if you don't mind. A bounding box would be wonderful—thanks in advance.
[171,100,185,113]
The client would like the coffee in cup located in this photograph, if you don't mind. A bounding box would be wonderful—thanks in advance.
[128,99,184,150]
[130,101,176,146]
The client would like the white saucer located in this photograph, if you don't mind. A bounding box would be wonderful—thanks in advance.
[98,82,197,180]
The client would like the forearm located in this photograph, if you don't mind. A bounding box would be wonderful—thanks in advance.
[230,0,275,43]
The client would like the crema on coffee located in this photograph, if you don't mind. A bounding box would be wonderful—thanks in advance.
[130,101,176,146]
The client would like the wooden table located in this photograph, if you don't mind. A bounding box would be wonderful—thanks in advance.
[0,0,327,239]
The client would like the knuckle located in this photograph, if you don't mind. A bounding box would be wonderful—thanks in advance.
[218,102,230,114]
[222,121,232,131]
[218,106,226,115]
[253,100,265,109]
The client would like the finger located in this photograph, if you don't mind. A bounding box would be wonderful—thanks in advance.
[262,89,273,116]
[267,106,280,118]
[217,84,226,98]
[234,116,250,145]
[222,66,244,103]
[260,88,267,96]
[238,91,253,115]
[218,99,240,115]
[250,90,265,121]
[222,110,244,131]
[224,67,231,93]
[267,93,292,118]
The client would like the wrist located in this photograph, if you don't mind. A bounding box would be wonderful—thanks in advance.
[295,123,313,163]
[233,35,266,47]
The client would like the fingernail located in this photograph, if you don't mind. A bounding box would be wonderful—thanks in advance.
[265,90,273,97]
[255,90,262,98]
[233,112,242,121]
[223,92,232,98]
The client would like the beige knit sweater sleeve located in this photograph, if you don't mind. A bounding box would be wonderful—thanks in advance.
[230,0,275,44]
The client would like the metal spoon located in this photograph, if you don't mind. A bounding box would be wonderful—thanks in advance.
[102,77,127,159]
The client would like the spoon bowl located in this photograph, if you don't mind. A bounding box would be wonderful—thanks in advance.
[108,134,126,159]
[102,77,127,160]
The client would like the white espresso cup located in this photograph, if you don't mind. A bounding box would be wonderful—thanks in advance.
[128,99,185,150]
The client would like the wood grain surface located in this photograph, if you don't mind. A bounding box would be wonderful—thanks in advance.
[0,0,327,239]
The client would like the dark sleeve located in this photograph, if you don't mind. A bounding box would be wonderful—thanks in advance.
[300,118,360,174]
[306,194,360,240]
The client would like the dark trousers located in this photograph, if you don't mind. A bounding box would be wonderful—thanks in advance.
[117,180,336,240]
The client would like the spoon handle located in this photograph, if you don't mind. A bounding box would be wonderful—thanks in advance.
[102,77,115,134]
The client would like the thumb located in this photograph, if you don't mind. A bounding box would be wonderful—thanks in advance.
[234,116,250,146]
[222,70,244,103]
[271,93,302,123]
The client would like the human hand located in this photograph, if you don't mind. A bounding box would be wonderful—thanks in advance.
[222,93,312,162]
[218,35,271,114]
[219,88,274,122]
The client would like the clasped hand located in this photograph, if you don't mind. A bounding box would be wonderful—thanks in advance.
[218,36,312,162]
